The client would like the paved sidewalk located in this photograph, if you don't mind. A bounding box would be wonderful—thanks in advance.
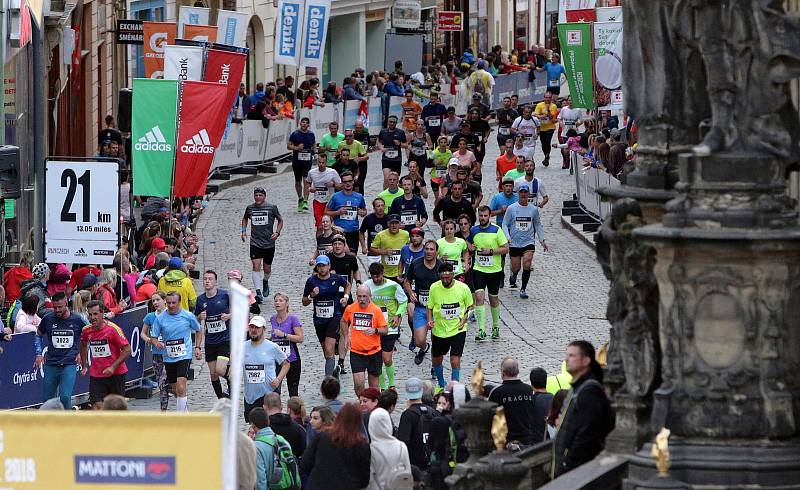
[129,137,609,418]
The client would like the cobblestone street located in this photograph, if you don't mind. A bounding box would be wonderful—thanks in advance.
[129,136,610,417]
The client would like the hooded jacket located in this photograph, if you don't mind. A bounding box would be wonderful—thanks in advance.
[4,266,32,304]
[19,279,52,318]
[46,263,72,296]
[269,412,307,458]
[157,269,197,310]
[367,408,413,490]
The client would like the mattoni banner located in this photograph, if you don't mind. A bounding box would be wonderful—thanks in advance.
[557,22,594,109]
[142,21,176,78]
[274,0,304,66]
[163,44,205,81]
[299,0,330,69]
[131,78,179,196]
[183,24,218,42]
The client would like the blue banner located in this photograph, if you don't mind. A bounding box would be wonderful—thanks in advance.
[0,306,149,409]
[299,0,331,69]
[274,0,304,66]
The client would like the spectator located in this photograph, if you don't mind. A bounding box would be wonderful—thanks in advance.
[398,377,435,471]
[157,257,196,311]
[98,115,123,148]
[237,431,258,490]
[427,416,456,490]
[378,388,398,414]
[321,376,343,414]
[4,250,33,305]
[545,389,569,440]
[343,77,364,102]
[249,407,278,490]
[288,396,309,429]
[95,268,128,316]
[233,83,252,122]
[324,82,342,103]
[384,74,405,97]
[488,357,538,447]
[18,263,52,318]
[14,294,41,333]
[367,407,413,489]
[73,289,92,324]
[264,392,307,459]
[301,402,371,489]
[46,263,71,297]
[434,391,454,416]
[251,82,266,104]
[142,237,166,269]
[529,367,555,443]
[307,405,335,447]
[102,394,128,410]
[359,386,381,437]
[552,341,614,478]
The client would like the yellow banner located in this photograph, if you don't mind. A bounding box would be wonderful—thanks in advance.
[0,412,222,488]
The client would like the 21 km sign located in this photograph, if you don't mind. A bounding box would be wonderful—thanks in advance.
[44,160,120,265]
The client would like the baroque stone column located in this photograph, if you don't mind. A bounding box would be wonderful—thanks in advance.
[628,154,800,487]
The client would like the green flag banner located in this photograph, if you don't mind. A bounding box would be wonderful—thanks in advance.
[132,79,179,197]
[557,22,594,109]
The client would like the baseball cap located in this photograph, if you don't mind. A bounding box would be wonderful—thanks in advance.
[227,269,243,280]
[388,214,401,223]
[249,316,268,328]
[82,273,98,289]
[315,255,331,266]
[518,183,531,193]
[151,237,166,249]
[448,157,460,167]
[168,257,184,269]
[405,377,423,400]
[331,234,347,244]
[32,263,49,279]
[410,228,424,237]
[502,176,515,184]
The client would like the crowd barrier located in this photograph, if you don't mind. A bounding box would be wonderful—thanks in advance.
[572,151,619,221]
[0,305,150,409]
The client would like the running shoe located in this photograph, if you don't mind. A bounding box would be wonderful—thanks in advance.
[408,339,417,352]
[338,360,348,375]
[475,329,487,341]
[297,199,304,213]
[332,363,341,379]
[255,290,264,304]
[509,272,518,289]
[543,156,550,167]
[491,326,500,339]
[262,281,270,299]
[414,342,430,365]
[434,385,444,395]
[301,198,308,211]
[519,289,529,299]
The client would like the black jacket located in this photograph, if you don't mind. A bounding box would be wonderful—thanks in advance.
[269,413,306,458]
[301,431,370,489]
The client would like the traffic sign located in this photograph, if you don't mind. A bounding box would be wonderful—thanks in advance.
[437,11,463,31]
[44,160,120,265]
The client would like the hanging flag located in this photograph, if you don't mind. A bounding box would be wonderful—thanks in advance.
[593,21,624,110]
[274,0,304,66]
[173,81,230,197]
[358,99,369,129]
[557,23,594,109]
[299,0,330,69]
[558,0,596,23]
[565,8,596,22]
[163,45,205,81]
[143,22,177,78]
[216,10,249,48]
[131,79,179,196]
[178,6,210,37]
[204,49,247,108]
[184,24,218,42]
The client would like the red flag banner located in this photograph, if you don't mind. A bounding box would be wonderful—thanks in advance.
[565,8,596,22]
[204,49,247,109]
[173,81,230,197]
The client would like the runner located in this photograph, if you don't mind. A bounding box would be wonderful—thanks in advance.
[501,183,549,297]
[140,291,169,412]
[469,206,509,341]
[454,166,483,208]
[377,172,404,209]
[318,121,344,168]
[421,92,447,141]
[326,234,360,375]
[399,228,426,281]
[505,147,528,180]
[401,89,423,136]
[436,220,470,276]
[309,215,340,264]
[325,171,367,253]
[34,291,86,410]
[407,121,432,174]
[452,138,479,184]
[194,270,231,399]
[495,143,518,190]
[405,160,429,198]
[338,129,370,194]
[333,147,359,178]
[511,135,535,164]
[243,315,289,422]
[433,180,476,227]
[390,176,428,233]
[370,214,411,282]
[363,263,408,391]
[305,152,342,231]
[302,255,351,378]
[556,95,584,169]
[242,186,283,303]
[490,176,518,228]
[427,262,474,391]
[496,96,519,148]
[377,115,407,188]
[430,136,453,207]
[441,106,462,136]
[287,116,316,212]
[467,108,490,181]
[511,106,540,156]
[269,292,304,397]
[403,239,441,364]
[359,197,389,261]
[513,160,549,208]
[449,120,480,155]
[341,285,387,396]
[80,301,131,410]
[534,91,559,166]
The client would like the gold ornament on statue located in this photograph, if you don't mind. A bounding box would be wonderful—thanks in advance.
[651,427,671,476]
[471,361,485,397]
[491,407,508,451]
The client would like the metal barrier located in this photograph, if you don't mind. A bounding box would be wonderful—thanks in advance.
[572,151,620,221]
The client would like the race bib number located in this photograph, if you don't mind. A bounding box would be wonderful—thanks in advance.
[251,214,269,226]
[445,259,458,268]
[401,212,416,226]
[52,330,74,349]
[298,151,312,161]
[463,193,472,203]
[412,147,426,156]
[523,135,534,143]
[318,245,332,255]
[205,319,227,334]
[441,302,460,320]
[548,79,559,87]
[385,149,399,159]
[476,253,494,267]
[315,300,335,319]
[245,364,265,384]
[343,206,358,221]
[428,118,441,127]
[418,290,429,306]
[315,187,330,202]
[165,339,187,358]
[89,340,111,358]
[499,127,510,135]
[275,340,292,358]
[515,217,532,232]
[385,251,401,266]
[435,167,447,177]
[352,312,373,332]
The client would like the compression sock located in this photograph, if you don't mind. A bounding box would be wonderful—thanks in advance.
[452,367,461,382]
[522,269,531,290]
[251,271,263,290]
[379,368,387,390]
[177,396,188,412]
[491,305,501,328]
[476,304,487,332]
[324,357,335,377]
[211,379,224,398]
[434,364,446,388]
[262,273,271,292]
[386,364,396,387]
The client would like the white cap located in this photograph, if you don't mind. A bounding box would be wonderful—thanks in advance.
[248,316,267,328]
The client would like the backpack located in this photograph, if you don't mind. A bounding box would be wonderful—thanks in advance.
[255,433,301,490]
[410,404,439,462]
[373,447,414,490]
[472,72,487,95]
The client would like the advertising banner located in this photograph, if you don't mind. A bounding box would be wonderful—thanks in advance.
[392,0,421,29]
[212,120,268,170]
[488,71,548,109]
[131,78,179,196]
[263,118,295,161]
[173,81,230,197]
[299,0,330,69]
[115,19,143,44]
[142,21,176,78]
[593,21,623,110]
[565,8,596,22]
[163,44,205,81]
[179,6,210,36]
[368,97,383,135]
[216,10,249,47]
[274,0,304,66]
[0,411,221,488]
[557,22,594,109]
[595,6,622,22]
[204,48,247,108]
[558,0,596,23]
[44,160,119,265]
[183,24,218,42]
[0,306,148,409]
[437,11,463,31]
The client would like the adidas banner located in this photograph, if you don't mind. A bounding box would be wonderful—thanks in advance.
[143,22,177,78]
[184,24,218,42]
[299,0,330,69]
[274,0,304,66]
[164,45,205,81]
[173,81,230,197]
[131,79,179,197]
[204,49,247,109]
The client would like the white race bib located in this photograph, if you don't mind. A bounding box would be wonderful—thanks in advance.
[298,151,312,161]
[343,207,358,221]
[315,187,330,202]
[548,79,559,87]
[205,319,227,334]
[401,212,416,226]
[166,339,187,358]
[418,290,429,306]
[89,340,111,358]
[385,149,399,159]
[52,330,74,349]
[498,127,510,135]
[251,215,269,226]
[315,300,335,319]
[441,302,460,320]
[275,340,292,358]
[385,251,401,266]
[428,118,441,127]
[412,147,426,156]
[435,167,447,177]
[476,253,494,267]
[245,364,265,384]
[515,217,532,232]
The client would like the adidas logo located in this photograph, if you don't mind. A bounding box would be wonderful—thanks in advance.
[135,126,172,152]
[75,248,87,256]
[180,129,215,154]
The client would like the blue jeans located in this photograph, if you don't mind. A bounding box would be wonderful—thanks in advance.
[43,364,78,409]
